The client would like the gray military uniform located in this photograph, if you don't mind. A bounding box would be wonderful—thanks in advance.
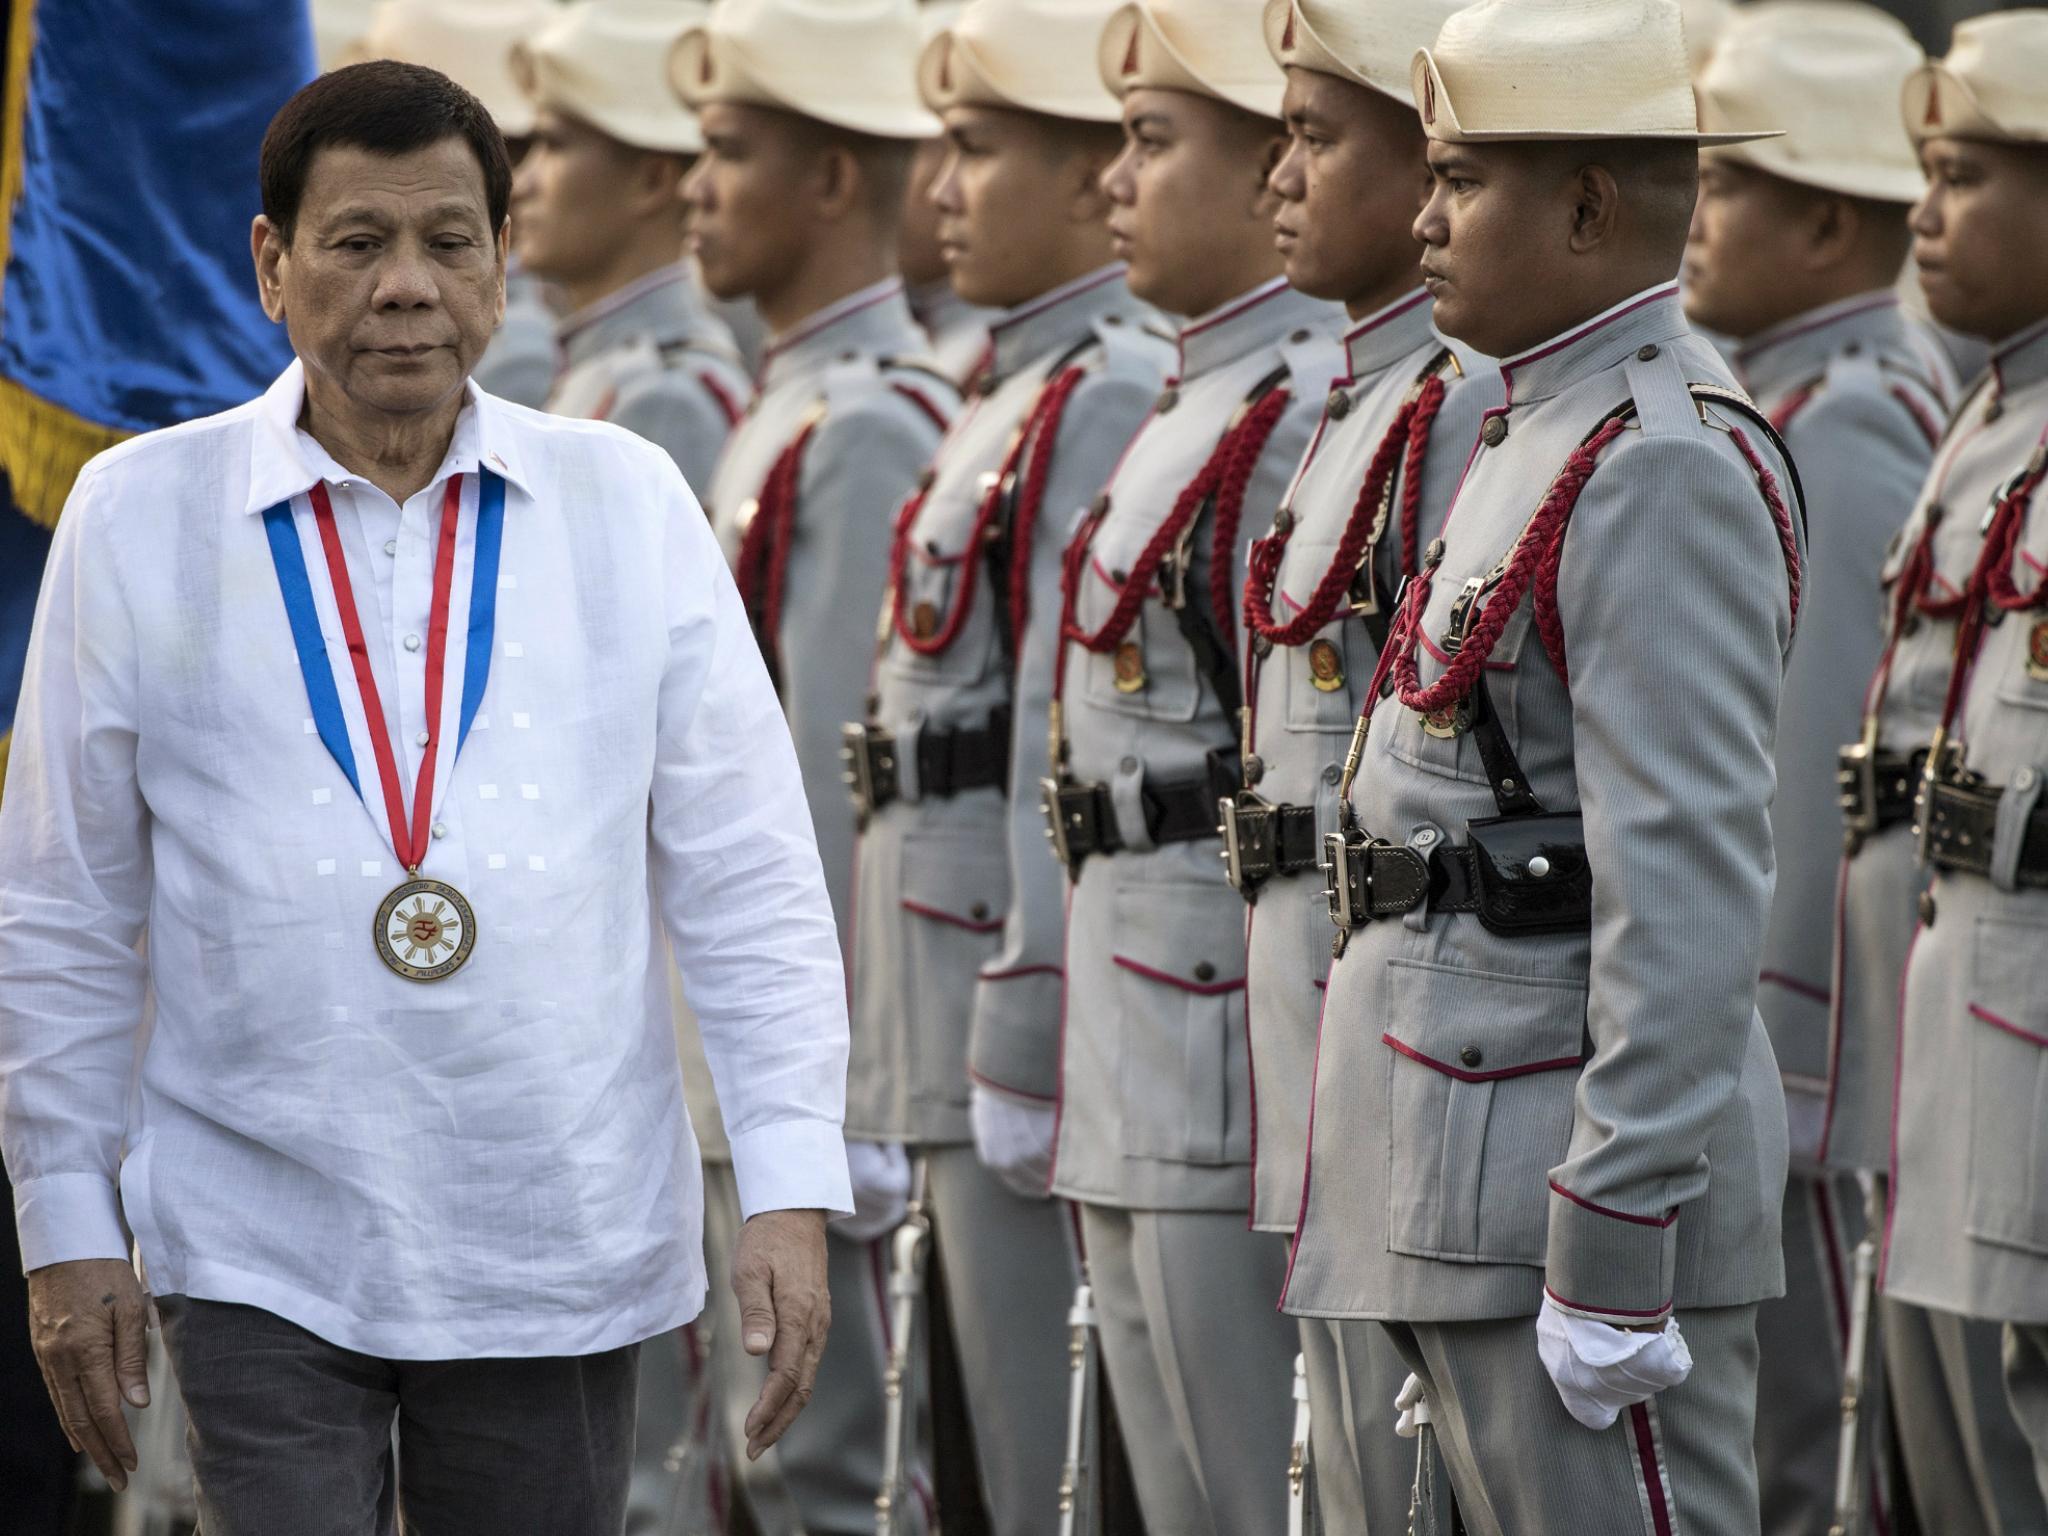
[1049,276,1343,1535]
[1732,293,1949,1536]
[909,277,998,391]
[474,266,558,410]
[1286,286,1798,1536]
[547,264,749,496]
[684,277,955,1536]
[1884,315,2048,1517]
[1240,287,1500,1534]
[850,265,1166,1536]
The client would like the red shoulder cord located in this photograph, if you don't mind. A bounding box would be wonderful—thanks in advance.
[1930,446,2048,741]
[734,416,822,675]
[1384,416,1800,717]
[1052,386,1291,703]
[885,366,1085,659]
[1243,373,1448,646]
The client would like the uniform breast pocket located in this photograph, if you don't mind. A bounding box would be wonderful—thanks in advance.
[1964,915,2048,1255]
[898,830,1010,1106]
[1994,611,2048,714]
[1085,604,1201,723]
[1381,956,1587,1266]
[888,545,998,688]
[1381,603,1531,787]
[1113,878,1251,1165]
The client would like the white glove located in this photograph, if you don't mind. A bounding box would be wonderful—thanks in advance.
[1394,1372,1434,1438]
[1536,1295,1693,1431]
[970,1084,1056,1201]
[833,1140,911,1241]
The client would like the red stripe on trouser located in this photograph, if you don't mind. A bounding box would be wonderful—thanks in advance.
[1629,1402,1675,1536]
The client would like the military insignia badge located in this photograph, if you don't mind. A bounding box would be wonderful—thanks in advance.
[1307,638,1345,692]
[1113,640,1147,693]
[2028,617,2048,681]
[1420,702,1467,739]
[911,600,940,640]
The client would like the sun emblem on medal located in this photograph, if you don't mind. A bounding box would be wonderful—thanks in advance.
[374,877,477,981]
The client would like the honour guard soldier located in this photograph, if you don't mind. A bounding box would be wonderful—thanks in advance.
[670,3,957,1532]
[1242,2,1501,1529]
[845,1,1169,1526]
[903,4,998,388]
[1031,3,1342,1528]
[1880,11,2048,1519]
[357,0,563,410]
[511,1,750,491]
[1283,1,1808,1530]
[1682,9,1955,1533]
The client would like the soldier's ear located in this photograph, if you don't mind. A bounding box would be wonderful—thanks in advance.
[813,143,864,225]
[1566,162,1621,253]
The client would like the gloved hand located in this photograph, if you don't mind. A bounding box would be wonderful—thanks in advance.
[832,1140,911,1242]
[1535,1295,1693,1431]
[970,1083,1056,1201]
[1394,1372,1433,1438]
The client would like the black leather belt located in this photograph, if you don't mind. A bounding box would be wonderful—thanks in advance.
[841,709,1010,821]
[1040,752,1240,879]
[1921,777,2048,887]
[1321,835,1481,950]
[1220,794,1322,900]
[1838,742,1928,850]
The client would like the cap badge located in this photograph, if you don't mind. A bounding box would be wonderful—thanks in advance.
[1422,70,1437,126]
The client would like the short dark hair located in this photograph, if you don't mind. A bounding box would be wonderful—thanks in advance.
[259,60,512,242]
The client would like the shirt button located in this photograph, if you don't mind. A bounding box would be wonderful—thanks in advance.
[404,633,422,652]
[1194,961,1217,983]
[431,822,448,840]
[2020,767,2039,791]
[384,540,397,557]
[1157,387,1180,413]
[1481,415,1509,447]
[1413,828,1438,847]
[1460,1045,1484,1069]
[1322,765,1341,786]
[1272,508,1295,536]
[415,730,430,748]
[1119,756,1140,775]
[1327,388,1352,420]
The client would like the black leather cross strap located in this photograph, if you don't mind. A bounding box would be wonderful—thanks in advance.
[842,709,1011,818]
[1838,744,1928,842]
[1922,778,2048,886]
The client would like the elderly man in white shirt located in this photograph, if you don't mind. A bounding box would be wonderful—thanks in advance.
[0,58,850,1536]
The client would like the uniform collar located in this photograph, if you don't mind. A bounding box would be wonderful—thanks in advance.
[1343,288,1435,382]
[1991,314,2048,398]
[908,278,977,336]
[987,264,1136,384]
[1499,282,1687,409]
[553,264,731,372]
[241,358,535,516]
[1733,291,1908,401]
[1173,277,1326,382]
[757,277,921,393]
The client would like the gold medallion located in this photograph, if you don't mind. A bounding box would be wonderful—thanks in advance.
[911,600,940,640]
[1113,641,1148,693]
[374,876,477,982]
[1307,638,1345,693]
[1420,703,1467,740]
[2029,618,2048,681]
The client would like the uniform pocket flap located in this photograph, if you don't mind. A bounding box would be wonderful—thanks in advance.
[899,834,1007,933]
[1381,957,1587,1082]
[1109,880,1246,994]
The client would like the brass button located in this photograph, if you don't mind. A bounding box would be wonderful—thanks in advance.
[1253,635,1274,658]
[1111,568,1129,584]
[1157,387,1180,413]
[970,901,991,922]
[1273,508,1295,536]
[1918,888,1938,926]
[1243,754,1265,786]
[1986,399,2006,423]
[1194,961,1217,983]
[916,468,936,491]
[1327,389,1352,420]
[1460,1045,1483,1068]
[1636,344,1659,362]
[1290,329,1311,344]
[1481,415,1508,447]
[1092,493,1112,516]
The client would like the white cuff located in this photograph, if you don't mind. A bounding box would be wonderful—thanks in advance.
[13,1171,131,1272]
[727,1119,854,1220]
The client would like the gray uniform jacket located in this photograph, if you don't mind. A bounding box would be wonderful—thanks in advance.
[545,265,750,496]
[1242,289,1502,1233]
[848,266,1169,1144]
[682,279,955,1158]
[1048,278,1345,1214]
[1882,316,2048,1323]
[473,266,558,410]
[1822,327,2046,1177]
[1283,285,1801,1325]
[910,278,998,391]
[1731,295,1946,1167]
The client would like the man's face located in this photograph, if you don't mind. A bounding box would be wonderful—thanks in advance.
[1912,136,2048,341]
[1269,68,1431,309]
[511,107,682,287]
[1415,139,1574,358]
[1681,159,1819,340]
[933,106,1098,309]
[253,138,506,420]
[682,102,814,302]
[1101,88,1277,317]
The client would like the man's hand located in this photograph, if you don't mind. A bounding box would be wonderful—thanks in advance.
[26,1257,152,1491]
[732,1208,831,1461]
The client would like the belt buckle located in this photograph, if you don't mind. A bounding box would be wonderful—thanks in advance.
[1041,777,1107,881]
[1220,793,1278,898]
[1914,738,1965,865]
[1321,825,1372,957]
[1837,740,1879,848]
[840,723,897,822]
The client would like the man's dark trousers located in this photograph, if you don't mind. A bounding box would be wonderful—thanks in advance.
[158,1296,640,1536]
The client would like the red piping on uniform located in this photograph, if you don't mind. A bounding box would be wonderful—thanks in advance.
[1280,981,1334,1305]
[1629,1403,1677,1536]
[1760,970,1831,1006]
[967,1067,1056,1104]
[1816,853,1854,1165]
[1545,1286,1673,1320]
[1384,1036,1582,1084]
[1173,275,1291,377]
[891,382,951,435]
[1243,902,1260,1230]
[900,898,1003,934]
[1970,1002,2048,1049]
[1499,283,1678,399]
[697,371,743,427]
[1879,921,1924,1284]
[1891,385,1942,450]
[980,963,1063,983]
[1546,1179,1679,1228]
[1112,956,1245,996]
[1737,293,1900,371]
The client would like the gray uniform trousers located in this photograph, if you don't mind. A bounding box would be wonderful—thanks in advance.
[1753,1172,1856,1536]
[1387,1308,1762,1536]
[1299,1312,1427,1536]
[1884,1302,2048,1535]
[924,1147,1077,1535]
[2002,1327,2048,1518]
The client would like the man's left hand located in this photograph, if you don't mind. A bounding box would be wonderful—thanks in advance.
[732,1208,831,1460]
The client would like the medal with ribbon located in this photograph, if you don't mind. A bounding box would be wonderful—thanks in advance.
[263,470,505,981]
